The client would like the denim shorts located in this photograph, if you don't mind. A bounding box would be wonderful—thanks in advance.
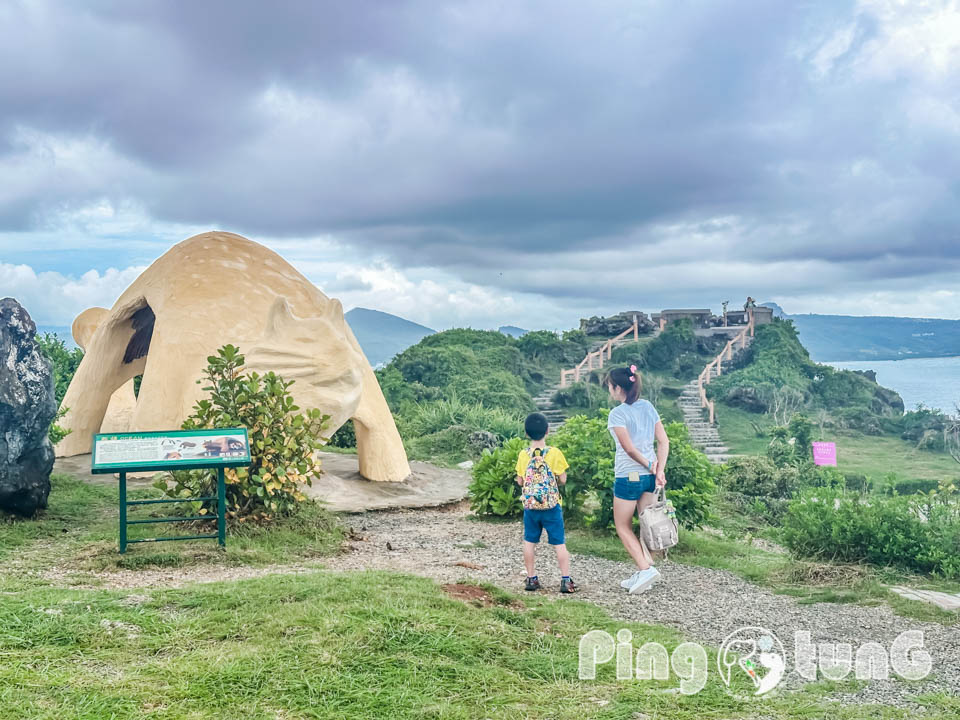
[613,474,656,501]
[523,505,565,545]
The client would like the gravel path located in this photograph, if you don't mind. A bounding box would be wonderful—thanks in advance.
[326,504,960,708]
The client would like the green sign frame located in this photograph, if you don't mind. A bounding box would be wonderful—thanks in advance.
[91,428,251,474]
[90,428,251,554]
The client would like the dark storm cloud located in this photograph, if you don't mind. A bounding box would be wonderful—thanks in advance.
[2,0,960,299]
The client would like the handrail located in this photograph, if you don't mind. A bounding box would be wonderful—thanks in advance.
[697,309,754,424]
[560,315,639,387]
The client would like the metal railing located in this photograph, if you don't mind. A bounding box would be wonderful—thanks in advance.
[560,315,639,388]
[697,309,754,424]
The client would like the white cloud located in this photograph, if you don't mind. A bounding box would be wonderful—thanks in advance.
[0,262,146,326]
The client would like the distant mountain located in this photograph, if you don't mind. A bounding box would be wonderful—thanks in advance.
[344,308,435,367]
[759,305,960,362]
[499,325,528,338]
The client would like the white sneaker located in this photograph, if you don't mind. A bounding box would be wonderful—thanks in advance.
[628,567,661,595]
[620,571,642,589]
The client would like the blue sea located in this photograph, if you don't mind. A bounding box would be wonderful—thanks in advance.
[827,357,960,414]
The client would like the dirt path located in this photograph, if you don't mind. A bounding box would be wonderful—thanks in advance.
[323,505,959,708]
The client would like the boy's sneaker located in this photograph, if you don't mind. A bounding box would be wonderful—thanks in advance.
[525,576,541,591]
[560,578,577,594]
[628,567,661,595]
[620,571,643,589]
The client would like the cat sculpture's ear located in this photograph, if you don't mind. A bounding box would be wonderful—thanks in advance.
[324,297,346,327]
[72,307,109,351]
[264,296,298,338]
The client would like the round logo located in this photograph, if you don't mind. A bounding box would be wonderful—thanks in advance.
[718,626,787,698]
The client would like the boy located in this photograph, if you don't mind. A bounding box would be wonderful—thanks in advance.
[515,412,576,593]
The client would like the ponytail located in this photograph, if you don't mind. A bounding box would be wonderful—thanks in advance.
[607,365,642,404]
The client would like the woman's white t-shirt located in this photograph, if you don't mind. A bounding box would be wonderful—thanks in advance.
[607,399,661,477]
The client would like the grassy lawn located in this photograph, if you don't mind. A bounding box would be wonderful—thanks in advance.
[5,567,958,719]
[715,402,960,483]
[1,474,343,575]
[4,473,960,717]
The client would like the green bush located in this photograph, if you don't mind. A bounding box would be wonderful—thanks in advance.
[467,413,715,530]
[162,345,330,518]
[403,396,524,441]
[35,332,83,444]
[644,319,697,370]
[35,332,84,405]
[719,456,800,498]
[782,487,960,578]
[551,382,609,411]
[550,413,617,523]
[661,422,716,529]
[329,419,356,448]
[468,437,527,516]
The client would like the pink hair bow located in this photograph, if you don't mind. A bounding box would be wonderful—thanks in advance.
[629,364,637,381]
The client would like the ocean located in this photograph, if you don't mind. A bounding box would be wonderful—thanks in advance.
[827,356,960,414]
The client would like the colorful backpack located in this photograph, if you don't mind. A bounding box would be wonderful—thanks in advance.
[522,447,560,510]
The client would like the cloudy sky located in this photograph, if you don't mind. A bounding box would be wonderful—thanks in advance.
[2,0,959,330]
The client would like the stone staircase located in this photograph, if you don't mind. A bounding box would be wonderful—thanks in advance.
[680,377,731,464]
[533,384,567,435]
[680,334,753,464]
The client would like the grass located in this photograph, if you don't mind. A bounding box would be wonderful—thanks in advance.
[566,510,959,628]
[3,569,957,719]
[3,471,959,717]
[0,473,343,575]
[715,402,960,483]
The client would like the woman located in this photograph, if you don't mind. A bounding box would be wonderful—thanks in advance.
[606,365,669,595]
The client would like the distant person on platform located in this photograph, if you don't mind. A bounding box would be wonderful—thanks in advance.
[744,297,756,311]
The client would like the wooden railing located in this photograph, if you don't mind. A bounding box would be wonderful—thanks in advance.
[697,310,754,424]
[560,315,639,388]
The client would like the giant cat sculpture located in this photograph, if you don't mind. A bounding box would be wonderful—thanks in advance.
[56,232,411,483]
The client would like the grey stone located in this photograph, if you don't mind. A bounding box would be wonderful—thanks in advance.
[466,430,498,455]
[0,298,56,515]
[579,311,656,337]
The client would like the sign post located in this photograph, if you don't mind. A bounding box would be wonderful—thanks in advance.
[812,441,837,467]
[91,429,251,553]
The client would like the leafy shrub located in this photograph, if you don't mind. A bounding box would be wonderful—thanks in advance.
[719,456,801,499]
[467,413,715,530]
[661,422,716,529]
[403,396,524,441]
[611,341,647,367]
[36,332,83,444]
[468,437,527,516]
[162,345,330,518]
[35,332,84,405]
[551,382,609,410]
[329,419,356,448]
[406,425,475,464]
[765,414,814,467]
[550,413,617,523]
[782,487,960,578]
[644,319,697,370]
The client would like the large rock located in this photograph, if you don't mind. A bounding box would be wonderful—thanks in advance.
[580,311,656,337]
[0,298,56,515]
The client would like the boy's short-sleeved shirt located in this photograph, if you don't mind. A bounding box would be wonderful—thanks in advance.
[607,400,661,477]
[515,446,569,478]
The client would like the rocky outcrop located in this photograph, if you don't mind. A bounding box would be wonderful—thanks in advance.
[579,311,656,337]
[0,298,56,515]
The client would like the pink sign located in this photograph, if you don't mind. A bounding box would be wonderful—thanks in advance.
[812,441,837,466]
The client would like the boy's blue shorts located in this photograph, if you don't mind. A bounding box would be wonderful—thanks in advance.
[523,505,565,545]
[613,474,656,501]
